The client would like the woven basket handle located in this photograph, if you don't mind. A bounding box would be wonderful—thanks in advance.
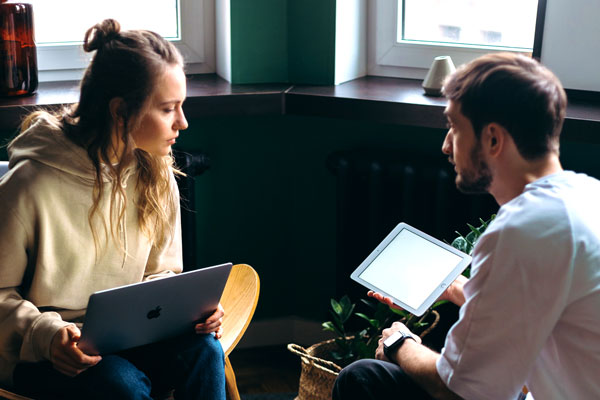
[419,309,441,339]
[287,343,343,373]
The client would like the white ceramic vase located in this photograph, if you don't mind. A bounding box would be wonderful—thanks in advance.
[422,56,456,96]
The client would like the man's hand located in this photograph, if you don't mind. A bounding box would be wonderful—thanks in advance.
[368,273,469,309]
[437,274,468,306]
[50,325,102,377]
[376,321,422,362]
[367,290,403,310]
[195,303,225,339]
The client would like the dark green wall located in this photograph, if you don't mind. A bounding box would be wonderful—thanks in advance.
[230,0,336,84]
[287,0,336,84]
[231,0,288,83]
[174,116,446,320]
[173,115,600,321]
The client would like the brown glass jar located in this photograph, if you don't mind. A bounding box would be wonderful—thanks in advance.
[0,0,38,96]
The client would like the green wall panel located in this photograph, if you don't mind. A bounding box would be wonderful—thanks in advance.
[231,0,289,84]
[230,0,336,85]
[288,0,336,85]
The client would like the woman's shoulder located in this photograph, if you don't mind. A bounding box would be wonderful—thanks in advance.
[0,159,57,196]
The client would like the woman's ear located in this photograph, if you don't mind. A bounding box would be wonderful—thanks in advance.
[109,97,126,126]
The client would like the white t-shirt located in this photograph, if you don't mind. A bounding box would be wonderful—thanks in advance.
[436,171,600,400]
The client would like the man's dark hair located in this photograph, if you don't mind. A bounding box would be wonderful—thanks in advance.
[443,53,567,160]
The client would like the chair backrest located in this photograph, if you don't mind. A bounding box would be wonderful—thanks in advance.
[219,263,260,356]
[0,161,8,178]
[0,387,32,400]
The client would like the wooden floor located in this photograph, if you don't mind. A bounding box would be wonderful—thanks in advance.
[228,345,301,395]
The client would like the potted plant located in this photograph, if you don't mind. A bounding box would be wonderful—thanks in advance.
[288,216,496,400]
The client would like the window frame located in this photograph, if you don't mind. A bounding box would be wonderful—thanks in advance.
[37,0,215,82]
[368,0,545,79]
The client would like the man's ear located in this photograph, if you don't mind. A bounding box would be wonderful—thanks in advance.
[109,97,126,126]
[481,123,504,158]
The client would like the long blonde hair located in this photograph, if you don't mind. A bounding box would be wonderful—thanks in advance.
[21,19,184,249]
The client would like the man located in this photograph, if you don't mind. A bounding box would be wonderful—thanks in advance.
[333,53,600,399]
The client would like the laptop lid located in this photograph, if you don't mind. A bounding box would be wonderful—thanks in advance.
[78,262,232,355]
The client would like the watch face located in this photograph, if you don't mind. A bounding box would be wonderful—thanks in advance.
[383,331,403,347]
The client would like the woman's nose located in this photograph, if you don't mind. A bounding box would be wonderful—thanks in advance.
[176,108,188,131]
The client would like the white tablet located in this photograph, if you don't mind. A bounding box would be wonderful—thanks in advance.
[350,222,471,316]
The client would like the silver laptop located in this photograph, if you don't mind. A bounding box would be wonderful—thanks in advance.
[78,262,232,355]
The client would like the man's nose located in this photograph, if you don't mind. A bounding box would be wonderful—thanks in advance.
[442,131,452,155]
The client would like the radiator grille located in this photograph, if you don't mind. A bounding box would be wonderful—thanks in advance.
[174,150,211,271]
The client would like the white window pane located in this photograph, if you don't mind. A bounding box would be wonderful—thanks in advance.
[398,0,538,50]
[29,0,179,45]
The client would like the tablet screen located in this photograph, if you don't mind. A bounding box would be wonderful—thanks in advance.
[351,223,471,315]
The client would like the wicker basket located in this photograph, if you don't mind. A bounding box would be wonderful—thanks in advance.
[287,339,342,400]
[288,309,440,400]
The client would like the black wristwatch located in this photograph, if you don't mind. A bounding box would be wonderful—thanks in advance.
[383,331,416,360]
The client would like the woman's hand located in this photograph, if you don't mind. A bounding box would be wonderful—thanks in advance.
[195,303,225,339]
[50,325,102,377]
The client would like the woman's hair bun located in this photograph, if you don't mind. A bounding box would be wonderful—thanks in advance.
[83,19,121,52]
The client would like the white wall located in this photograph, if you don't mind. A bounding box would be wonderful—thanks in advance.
[335,0,367,85]
[215,0,231,82]
[540,0,600,91]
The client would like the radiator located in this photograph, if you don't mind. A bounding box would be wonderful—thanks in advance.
[326,149,498,299]
[174,150,211,271]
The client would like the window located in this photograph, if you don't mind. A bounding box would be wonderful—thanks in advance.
[30,0,215,81]
[369,0,540,79]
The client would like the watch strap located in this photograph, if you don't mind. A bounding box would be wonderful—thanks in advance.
[383,331,415,360]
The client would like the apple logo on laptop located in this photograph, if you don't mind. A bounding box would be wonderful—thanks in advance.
[147,306,162,319]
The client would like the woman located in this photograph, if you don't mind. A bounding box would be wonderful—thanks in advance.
[0,19,226,399]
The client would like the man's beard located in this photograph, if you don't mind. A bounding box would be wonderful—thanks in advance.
[455,145,492,194]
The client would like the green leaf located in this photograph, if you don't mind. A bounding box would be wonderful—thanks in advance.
[467,223,481,236]
[340,295,352,309]
[355,313,380,329]
[353,339,374,360]
[331,298,342,315]
[431,300,448,309]
[451,236,468,253]
[342,305,355,324]
[322,321,336,332]
[360,297,377,310]
[390,307,409,318]
[338,296,355,323]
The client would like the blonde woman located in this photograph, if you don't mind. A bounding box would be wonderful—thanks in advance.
[0,19,225,399]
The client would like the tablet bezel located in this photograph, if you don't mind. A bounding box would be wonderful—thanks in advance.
[350,222,472,316]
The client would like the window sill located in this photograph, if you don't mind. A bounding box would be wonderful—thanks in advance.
[1,74,600,143]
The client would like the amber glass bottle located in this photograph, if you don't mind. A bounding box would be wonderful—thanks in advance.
[0,0,38,96]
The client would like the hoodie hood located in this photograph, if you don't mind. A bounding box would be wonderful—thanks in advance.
[7,114,137,269]
[8,115,102,183]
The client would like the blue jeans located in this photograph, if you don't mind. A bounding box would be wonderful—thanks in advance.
[13,333,225,400]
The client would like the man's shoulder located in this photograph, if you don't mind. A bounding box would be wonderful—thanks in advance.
[482,171,600,251]
[505,172,599,222]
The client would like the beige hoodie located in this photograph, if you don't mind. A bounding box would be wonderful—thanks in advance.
[0,116,183,385]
